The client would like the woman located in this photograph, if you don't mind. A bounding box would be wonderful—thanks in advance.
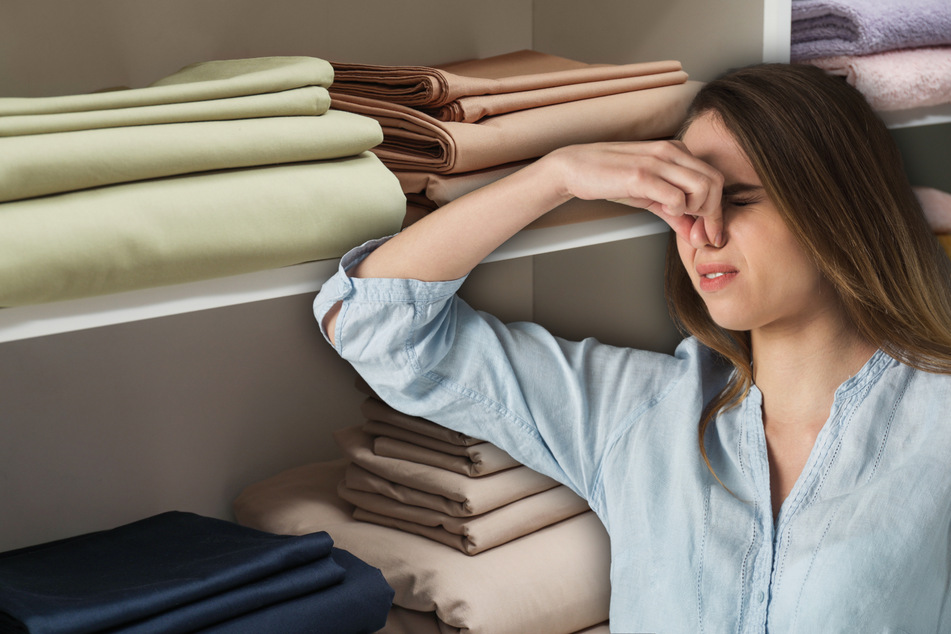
[315,64,951,632]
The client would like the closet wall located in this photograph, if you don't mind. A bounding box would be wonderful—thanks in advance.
[4,0,944,553]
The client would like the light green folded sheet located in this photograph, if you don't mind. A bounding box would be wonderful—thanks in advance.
[0,57,334,134]
[0,86,330,136]
[0,110,384,202]
[0,152,405,306]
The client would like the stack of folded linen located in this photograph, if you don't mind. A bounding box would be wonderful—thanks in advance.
[233,380,612,633]
[333,395,592,556]
[0,56,406,307]
[329,49,702,228]
[234,460,610,634]
[0,511,393,633]
[791,0,951,112]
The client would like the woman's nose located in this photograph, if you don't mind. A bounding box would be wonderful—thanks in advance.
[688,215,724,249]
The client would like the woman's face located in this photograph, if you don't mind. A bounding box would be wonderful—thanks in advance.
[676,113,835,335]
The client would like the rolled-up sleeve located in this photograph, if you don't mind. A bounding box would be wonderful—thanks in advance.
[313,238,688,500]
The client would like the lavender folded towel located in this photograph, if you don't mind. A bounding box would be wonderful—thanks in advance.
[791,0,951,61]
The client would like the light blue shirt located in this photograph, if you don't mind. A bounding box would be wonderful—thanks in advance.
[314,237,951,633]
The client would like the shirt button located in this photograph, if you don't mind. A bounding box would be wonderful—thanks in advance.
[756,590,766,603]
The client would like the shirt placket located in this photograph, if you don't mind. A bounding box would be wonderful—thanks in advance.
[742,387,776,633]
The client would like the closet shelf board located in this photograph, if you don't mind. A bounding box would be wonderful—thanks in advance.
[881,104,951,130]
[0,213,669,343]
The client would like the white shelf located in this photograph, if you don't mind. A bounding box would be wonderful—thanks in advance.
[881,104,951,129]
[0,210,668,343]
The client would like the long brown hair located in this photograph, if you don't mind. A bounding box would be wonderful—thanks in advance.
[664,63,951,469]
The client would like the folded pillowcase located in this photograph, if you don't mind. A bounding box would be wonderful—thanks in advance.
[361,396,483,447]
[338,479,590,555]
[366,421,520,476]
[333,425,559,515]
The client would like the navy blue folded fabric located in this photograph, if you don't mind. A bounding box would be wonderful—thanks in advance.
[197,548,394,634]
[0,511,338,634]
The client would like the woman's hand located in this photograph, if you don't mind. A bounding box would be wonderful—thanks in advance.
[544,141,725,248]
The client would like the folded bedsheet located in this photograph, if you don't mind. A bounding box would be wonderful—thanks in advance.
[233,459,611,634]
[0,511,341,634]
[0,152,405,306]
[334,425,559,515]
[338,479,590,555]
[0,56,333,122]
[805,46,951,112]
[197,548,393,634]
[791,0,951,61]
[331,49,685,120]
[0,86,329,137]
[330,80,701,173]
[0,110,384,202]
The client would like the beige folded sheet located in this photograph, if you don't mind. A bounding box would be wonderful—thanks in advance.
[361,396,483,447]
[233,459,611,634]
[338,479,589,555]
[0,152,405,306]
[334,425,559,515]
[383,607,610,634]
[331,80,701,173]
[0,56,334,118]
[332,49,684,121]
[367,422,520,476]
[0,110,383,202]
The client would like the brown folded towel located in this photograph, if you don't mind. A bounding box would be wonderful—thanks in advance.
[330,80,702,173]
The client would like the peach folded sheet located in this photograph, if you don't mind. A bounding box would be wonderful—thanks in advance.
[330,80,701,173]
[330,49,687,122]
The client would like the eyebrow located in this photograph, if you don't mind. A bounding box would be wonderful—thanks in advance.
[722,183,765,197]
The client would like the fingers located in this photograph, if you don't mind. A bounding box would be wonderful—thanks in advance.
[551,141,724,247]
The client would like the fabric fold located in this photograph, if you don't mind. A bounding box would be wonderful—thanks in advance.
[331,50,683,111]
[338,479,590,555]
[804,47,951,112]
[0,56,334,117]
[233,460,611,634]
[0,110,384,202]
[0,511,338,634]
[0,153,405,306]
[330,80,702,173]
[333,425,559,515]
[195,548,393,634]
[360,396,483,447]
[0,86,330,137]
[368,423,520,476]
[791,0,951,61]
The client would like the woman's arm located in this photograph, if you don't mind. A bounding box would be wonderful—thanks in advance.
[324,140,723,343]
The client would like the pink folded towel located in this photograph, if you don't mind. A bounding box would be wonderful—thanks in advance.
[806,47,951,111]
